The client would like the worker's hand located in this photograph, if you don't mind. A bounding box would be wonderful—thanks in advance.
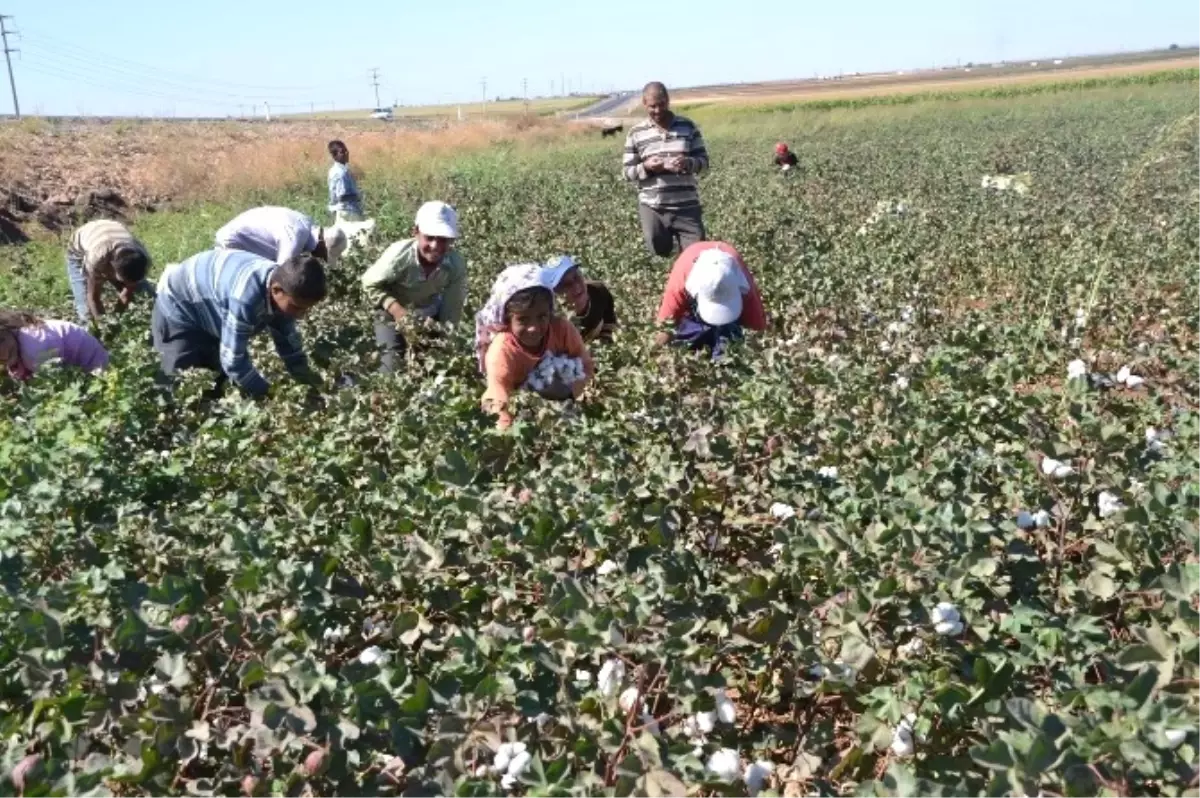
[665,156,687,174]
[117,285,136,308]
[497,411,515,431]
[652,330,672,348]
[644,155,666,174]
[387,303,408,325]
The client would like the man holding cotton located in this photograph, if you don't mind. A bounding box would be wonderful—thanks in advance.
[361,200,466,372]
[653,241,766,356]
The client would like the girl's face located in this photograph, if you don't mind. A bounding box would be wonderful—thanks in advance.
[509,293,552,350]
[0,331,17,366]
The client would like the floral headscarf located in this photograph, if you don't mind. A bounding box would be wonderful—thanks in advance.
[474,256,577,372]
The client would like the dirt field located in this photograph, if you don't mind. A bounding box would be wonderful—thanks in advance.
[0,116,578,241]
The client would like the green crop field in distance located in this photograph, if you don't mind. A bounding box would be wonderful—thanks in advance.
[0,77,1197,797]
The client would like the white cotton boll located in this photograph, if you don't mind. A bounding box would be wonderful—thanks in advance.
[1145,427,1166,454]
[767,542,785,557]
[931,604,960,628]
[323,625,347,642]
[1116,365,1131,383]
[817,466,839,480]
[894,375,910,390]
[493,743,516,772]
[744,760,774,796]
[507,750,532,779]
[619,687,641,713]
[682,715,700,738]
[1124,375,1145,388]
[1016,511,1036,530]
[935,619,964,635]
[808,664,828,679]
[1098,491,1125,519]
[1165,729,1188,748]
[1040,457,1075,479]
[715,689,737,724]
[474,764,490,778]
[1074,309,1087,330]
[891,721,915,758]
[706,748,741,780]
[900,305,915,323]
[358,646,390,666]
[879,340,893,353]
[598,659,625,697]
[575,669,592,685]
[534,712,553,730]
[597,559,618,576]
[770,502,796,520]
[898,637,925,657]
[500,774,518,790]
[695,711,717,734]
[1067,359,1087,380]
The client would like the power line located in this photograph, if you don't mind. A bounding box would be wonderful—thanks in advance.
[0,14,18,118]
[18,24,329,93]
[369,67,381,109]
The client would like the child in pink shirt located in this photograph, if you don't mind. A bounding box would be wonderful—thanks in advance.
[0,310,110,381]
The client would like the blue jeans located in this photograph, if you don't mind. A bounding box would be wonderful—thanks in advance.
[672,316,744,360]
[66,257,155,322]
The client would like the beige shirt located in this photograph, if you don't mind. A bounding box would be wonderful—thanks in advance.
[68,220,147,276]
[360,238,468,324]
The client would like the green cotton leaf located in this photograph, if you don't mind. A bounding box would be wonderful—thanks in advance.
[643,768,687,798]
[971,740,1017,770]
[840,635,877,673]
[1116,645,1166,669]
[1024,733,1064,773]
[155,652,192,690]
[401,677,433,714]
[1084,571,1118,600]
[1006,697,1042,731]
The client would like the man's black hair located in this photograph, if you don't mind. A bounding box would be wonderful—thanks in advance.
[642,81,669,100]
[111,247,150,284]
[273,254,327,302]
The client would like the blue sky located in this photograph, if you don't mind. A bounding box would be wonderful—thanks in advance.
[2,0,1195,117]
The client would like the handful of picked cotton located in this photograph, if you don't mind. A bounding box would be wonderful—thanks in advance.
[523,355,586,393]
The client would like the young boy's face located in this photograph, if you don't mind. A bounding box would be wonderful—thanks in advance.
[414,230,452,266]
[509,293,551,350]
[556,267,588,313]
[331,144,349,164]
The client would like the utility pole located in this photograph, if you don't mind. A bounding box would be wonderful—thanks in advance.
[368,67,382,109]
[480,77,487,114]
[0,15,20,118]
[522,77,528,115]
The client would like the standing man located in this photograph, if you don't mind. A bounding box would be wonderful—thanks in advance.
[215,206,347,268]
[622,82,709,258]
[327,140,365,223]
[65,219,154,323]
[152,248,326,398]
[360,201,466,373]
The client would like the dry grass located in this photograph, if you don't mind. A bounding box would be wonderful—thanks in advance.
[293,96,600,120]
[0,116,584,209]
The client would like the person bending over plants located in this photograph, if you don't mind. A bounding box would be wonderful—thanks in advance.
[215,206,347,268]
[0,309,109,381]
[361,201,466,373]
[475,264,594,430]
[65,219,154,323]
[653,241,766,357]
[151,249,326,399]
[545,255,619,344]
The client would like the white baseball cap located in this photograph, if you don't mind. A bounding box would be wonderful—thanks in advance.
[321,226,348,260]
[415,201,459,239]
[685,248,749,326]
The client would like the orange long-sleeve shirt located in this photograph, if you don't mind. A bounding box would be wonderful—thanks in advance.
[481,318,595,421]
[655,241,767,331]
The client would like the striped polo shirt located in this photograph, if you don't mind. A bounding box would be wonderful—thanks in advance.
[156,248,310,397]
[67,220,148,276]
[622,114,709,210]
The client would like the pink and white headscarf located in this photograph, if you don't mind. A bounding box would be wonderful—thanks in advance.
[473,256,576,373]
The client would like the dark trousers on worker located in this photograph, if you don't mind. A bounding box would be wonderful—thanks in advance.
[373,311,410,374]
[152,301,228,397]
[638,203,706,259]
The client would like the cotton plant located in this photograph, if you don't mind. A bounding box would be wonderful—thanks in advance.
[1016,509,1052,529]
[1115,365,1146,388]
[1040,456,1075,479]
[1098,490,1126,519]
[931,602,964,636]
[523,354,586,393]
[492,742,532,790]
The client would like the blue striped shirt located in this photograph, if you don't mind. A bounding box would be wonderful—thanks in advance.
[156,249,310,396]
[328,163,363,215]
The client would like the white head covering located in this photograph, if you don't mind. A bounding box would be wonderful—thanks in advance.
[474,257,576,372]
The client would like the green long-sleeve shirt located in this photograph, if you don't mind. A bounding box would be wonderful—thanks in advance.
[360,238,468,324]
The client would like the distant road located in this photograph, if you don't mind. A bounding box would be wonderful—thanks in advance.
[573,92,637,119]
